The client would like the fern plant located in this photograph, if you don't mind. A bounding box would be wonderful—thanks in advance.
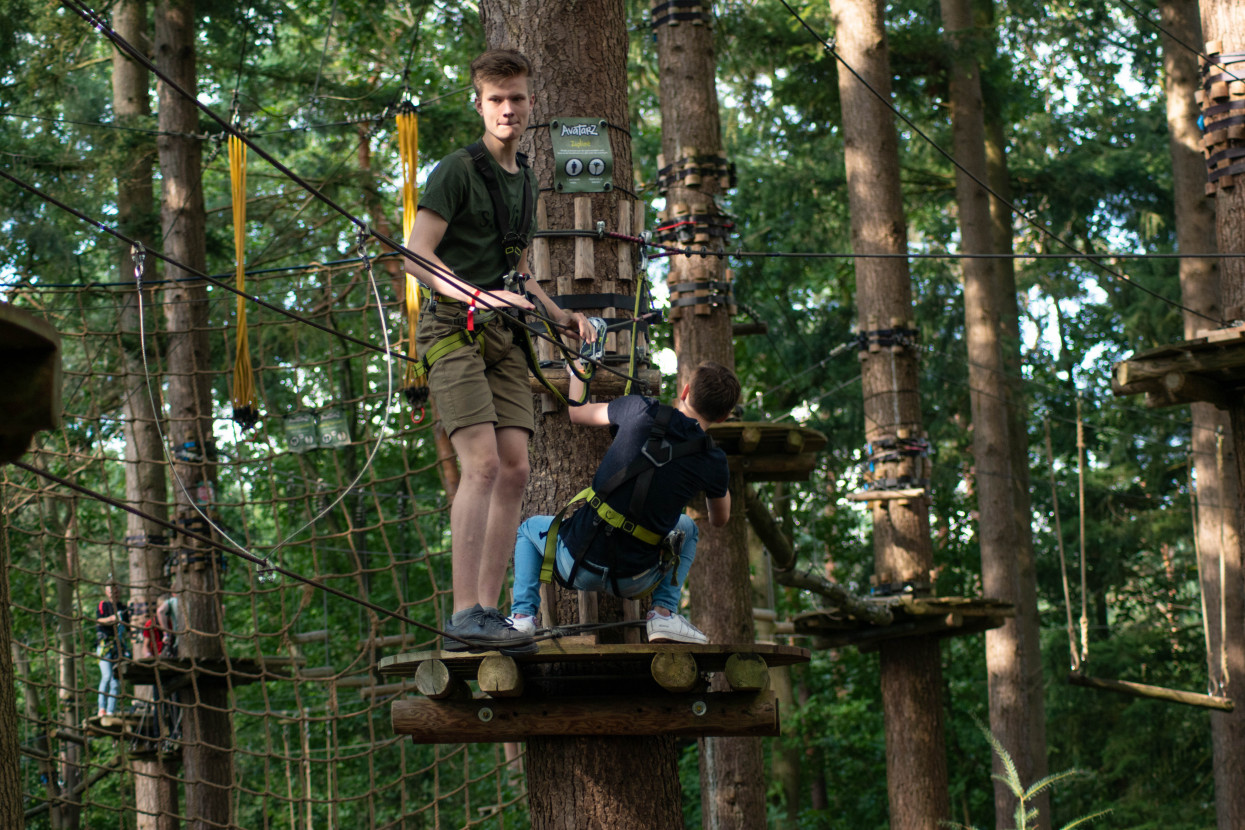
[946,719,1111,830]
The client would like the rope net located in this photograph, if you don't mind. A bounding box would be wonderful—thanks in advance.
[4,263,527,828]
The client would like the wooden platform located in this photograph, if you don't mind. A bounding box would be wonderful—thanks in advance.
[793,595,1014,651]
[121,656,298,691]
[1112,324,1245,409]
[707,421,828,482]
[380,642,809,744]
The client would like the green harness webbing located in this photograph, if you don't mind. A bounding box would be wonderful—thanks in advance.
[537,405,715,595]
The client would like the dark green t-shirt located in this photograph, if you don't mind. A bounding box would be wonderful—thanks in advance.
[418,143,538,289]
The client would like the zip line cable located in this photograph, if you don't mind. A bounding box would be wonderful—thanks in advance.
[773,0,1223,327]
[1116,0,1245,85]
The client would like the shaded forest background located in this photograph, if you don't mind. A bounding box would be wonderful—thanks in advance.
[0,0,1222,827]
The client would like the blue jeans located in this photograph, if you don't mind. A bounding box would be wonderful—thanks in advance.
[511,513,699,617]
[97,656,120,715]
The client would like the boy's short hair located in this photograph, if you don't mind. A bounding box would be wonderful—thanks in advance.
[470,49,533,95]
[688,362,740,422]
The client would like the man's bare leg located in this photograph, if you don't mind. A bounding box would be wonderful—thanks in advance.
[476,426,530,608]
[448,422,501,613]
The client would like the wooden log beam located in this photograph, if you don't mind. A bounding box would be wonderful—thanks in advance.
[391,691,780,742]
[414,659,470,700]
[650,650,700,692]
[744,485,796,570]
[478,656,525,698]
[1114,345,1245,388]
[723,653,769,692]
[776,570,893,625]
[1067,672,1235,711]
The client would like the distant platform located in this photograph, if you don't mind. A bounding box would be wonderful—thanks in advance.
[708,421,827,482]
[794,595,1014,650]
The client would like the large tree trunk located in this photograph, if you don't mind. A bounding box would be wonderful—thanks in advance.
[155,1,232,826]
[940,0,1046,824]
[829,0,951,826]
[113,2,180,826]
[652,3,764,826]
[479,2,683,827]
[1175,4,1245,829]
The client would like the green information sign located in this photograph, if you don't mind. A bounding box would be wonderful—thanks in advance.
[284,411,318,454]
[317,407,351,450]
[550,118,612,193]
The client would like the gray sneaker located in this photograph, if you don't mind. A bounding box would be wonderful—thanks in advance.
[443,605,538,655]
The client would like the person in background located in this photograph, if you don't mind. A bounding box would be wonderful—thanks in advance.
[95,583,129,720]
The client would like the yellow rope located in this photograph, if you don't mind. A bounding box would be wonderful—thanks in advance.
[397,106,425,400]
[230,133,258,426]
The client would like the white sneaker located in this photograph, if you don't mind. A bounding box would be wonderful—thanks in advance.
[646,612,708,645]
[507,614,537,636]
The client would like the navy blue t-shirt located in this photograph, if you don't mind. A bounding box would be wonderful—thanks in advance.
[559,396,730,576]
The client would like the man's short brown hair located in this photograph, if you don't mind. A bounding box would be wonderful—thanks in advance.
[470,49,533,96]
[688,362,740,422]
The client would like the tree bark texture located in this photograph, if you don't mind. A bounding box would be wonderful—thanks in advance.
[113,2,181,826]
[0,504,21,830]
[1172,4,1245,829]
[828,0,951,825]
[652,4,765,825]
[155,1,232,826]
[940,0,1048,824]
[479,3,683,827]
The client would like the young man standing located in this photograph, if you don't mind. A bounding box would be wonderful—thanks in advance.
[404,50,594,653]
[509,361,740,644]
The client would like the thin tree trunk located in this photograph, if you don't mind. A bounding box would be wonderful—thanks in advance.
[54,498,82,830]
[114,1,180,825]
[156,0,232,825]
[829,0,951,825]
[940,0,1046,824]
[1171,4,1245,829]
[479,2,682,826]
[0,502,20,830]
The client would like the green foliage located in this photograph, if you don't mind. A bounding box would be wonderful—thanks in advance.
[946,717,1111,830]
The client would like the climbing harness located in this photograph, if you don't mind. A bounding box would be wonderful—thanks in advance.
[538,404,714,598]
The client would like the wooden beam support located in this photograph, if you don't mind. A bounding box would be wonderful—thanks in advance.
[414,659,471,700]
[723,653,769,692]
[1067,672,1234,711]
[391,691,780,743]
[744,484,797,570]
[650,650,700,692]
[478,656,525,698]
[844,488,926,502]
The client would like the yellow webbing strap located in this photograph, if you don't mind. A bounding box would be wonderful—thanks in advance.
[397,106,423,394]
[410,327,483,383]
[538,486,663,585]
[229,133,256,424]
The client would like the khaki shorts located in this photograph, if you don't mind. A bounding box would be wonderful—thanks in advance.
[415,302,534,437]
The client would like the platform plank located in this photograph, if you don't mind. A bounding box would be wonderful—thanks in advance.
[377,642,809,680]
